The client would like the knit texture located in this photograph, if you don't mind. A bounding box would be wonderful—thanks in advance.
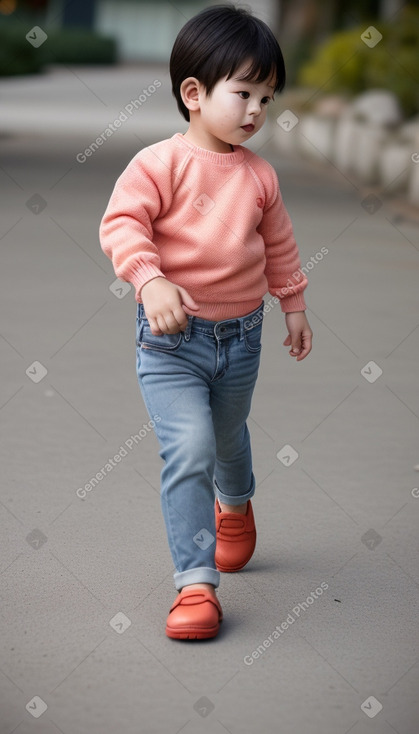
[99,133,308,320]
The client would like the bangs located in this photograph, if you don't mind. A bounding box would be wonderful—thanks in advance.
[228,57,279,91]
[201,20,285,96]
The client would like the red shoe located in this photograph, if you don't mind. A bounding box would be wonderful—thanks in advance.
[165,588,223,640]
[215,498,256,572]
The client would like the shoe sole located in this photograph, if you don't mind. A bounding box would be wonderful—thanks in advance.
[216,559,252,572]
[165,623,221,639]
[215,547,255,572]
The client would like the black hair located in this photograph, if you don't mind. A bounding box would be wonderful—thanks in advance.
[170,3,286,121]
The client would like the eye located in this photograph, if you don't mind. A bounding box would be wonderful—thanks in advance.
[261,96,271,105]
[238,91,250,99]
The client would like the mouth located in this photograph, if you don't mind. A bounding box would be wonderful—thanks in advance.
[241,124,255,132]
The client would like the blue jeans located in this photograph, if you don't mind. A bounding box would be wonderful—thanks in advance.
[135,301,264,591]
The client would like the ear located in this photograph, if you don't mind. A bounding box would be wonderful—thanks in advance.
[180,77,202,113]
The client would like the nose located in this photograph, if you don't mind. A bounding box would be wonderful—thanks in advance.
[248,98,262,116]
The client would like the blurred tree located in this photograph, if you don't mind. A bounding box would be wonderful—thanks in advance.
[297,4,419,116]
[276,0,419,83]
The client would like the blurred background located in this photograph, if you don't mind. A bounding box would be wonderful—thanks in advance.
[1,0,419,205]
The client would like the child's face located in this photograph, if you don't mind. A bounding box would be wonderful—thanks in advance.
[198,62,276,150]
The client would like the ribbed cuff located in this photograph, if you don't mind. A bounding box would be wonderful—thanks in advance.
[279,290,307,313]
[127,262,166,300]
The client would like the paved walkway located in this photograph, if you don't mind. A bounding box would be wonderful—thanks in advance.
[1,65,418,734]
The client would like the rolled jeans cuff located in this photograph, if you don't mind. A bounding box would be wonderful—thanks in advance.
[173,566,220,591]
[214,473,256,506]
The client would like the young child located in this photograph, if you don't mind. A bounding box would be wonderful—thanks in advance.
[99,3,312,640]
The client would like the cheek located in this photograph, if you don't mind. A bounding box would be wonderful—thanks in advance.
[220,96,242,118]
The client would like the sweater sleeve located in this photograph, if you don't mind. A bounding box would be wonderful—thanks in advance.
[258,165,308,313]
[99,151,167,300]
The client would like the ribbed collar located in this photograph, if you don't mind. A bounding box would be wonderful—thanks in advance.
[173,132,245,166]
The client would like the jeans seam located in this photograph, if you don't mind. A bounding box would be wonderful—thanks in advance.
[210,338,230,383]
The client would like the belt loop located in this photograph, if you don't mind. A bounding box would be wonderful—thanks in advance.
[239,316,245,341]
[184,315,193,341]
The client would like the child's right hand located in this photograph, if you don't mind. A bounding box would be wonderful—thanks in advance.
[140,277,199,335]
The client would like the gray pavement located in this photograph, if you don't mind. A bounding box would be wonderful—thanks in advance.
[1,65,419,734]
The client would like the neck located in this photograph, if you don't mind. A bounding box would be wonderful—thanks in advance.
[183,123,233,154]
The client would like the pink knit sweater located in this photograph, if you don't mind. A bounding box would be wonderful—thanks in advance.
[100,133,308,320]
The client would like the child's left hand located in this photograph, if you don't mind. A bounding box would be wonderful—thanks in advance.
[283,311,313,361]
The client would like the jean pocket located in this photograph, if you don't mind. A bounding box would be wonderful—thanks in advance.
[243,322,263,353]
[137,322,183,353]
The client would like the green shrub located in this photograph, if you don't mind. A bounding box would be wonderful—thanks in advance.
[0,25,47,76]
[44,29,117,65]
[0,24,117,76]
[297,7,419,117]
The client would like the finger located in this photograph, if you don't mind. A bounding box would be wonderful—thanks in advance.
[149,316,163,336]
[178,286,199,311]
[156,314,171,334]
[289,336,302,356]
[295,334,313,361]
[296,347,310,361]
[283,334,291,346]
[172,305,189,331]
[161,312,183,334]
